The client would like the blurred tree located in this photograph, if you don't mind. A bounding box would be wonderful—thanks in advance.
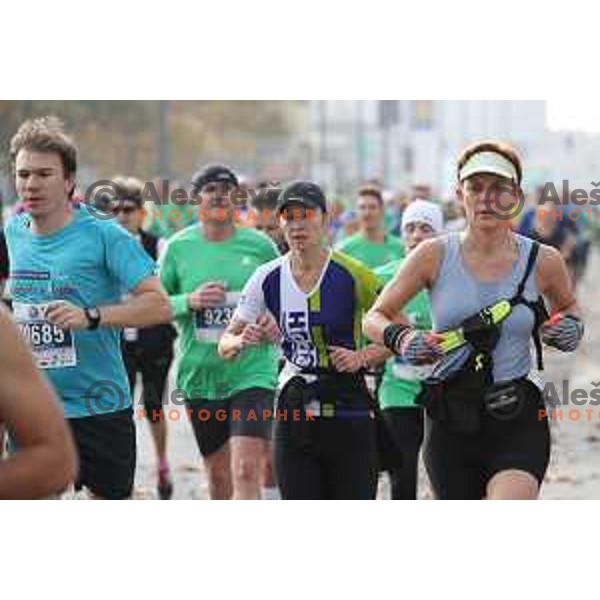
[0,100,301,198]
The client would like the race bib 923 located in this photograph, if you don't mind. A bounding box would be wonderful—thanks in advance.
[194,292,241,343]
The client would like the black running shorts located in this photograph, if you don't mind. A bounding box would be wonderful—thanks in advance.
[423,379,550,499]
[69,408,136,500]
[186,387,275,458]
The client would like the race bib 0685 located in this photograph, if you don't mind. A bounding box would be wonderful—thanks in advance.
[13,303,77,369]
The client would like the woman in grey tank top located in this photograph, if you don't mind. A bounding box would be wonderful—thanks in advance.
[365,140,584,500]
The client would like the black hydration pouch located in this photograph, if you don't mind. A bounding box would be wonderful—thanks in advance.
[445,322,498,434]
[482,377,533,423]
[483,380,525,420]
[483,380,520,410]
[277,375,314,449]
[417,330,497,435]
[308,370,372,416]
[277,371,370,448]
[442,367,491,434]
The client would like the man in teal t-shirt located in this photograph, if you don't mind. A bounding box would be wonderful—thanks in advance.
[336,185,404,268]
[374,199,444,500]
[6,116,171,499]
[8,207,158,418]
[160,164,279,500]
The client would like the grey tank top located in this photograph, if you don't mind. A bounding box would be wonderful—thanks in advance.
[429,232,539,383]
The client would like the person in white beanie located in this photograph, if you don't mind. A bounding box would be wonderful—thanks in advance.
[372,199,444,499]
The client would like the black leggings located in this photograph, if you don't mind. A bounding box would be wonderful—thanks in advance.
[273,373,378,499]
[274,415,378,499]
[382,407,424,500]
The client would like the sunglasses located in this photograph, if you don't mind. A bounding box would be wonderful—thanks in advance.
[111,205,138,215]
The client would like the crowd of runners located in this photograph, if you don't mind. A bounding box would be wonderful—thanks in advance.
[0,115,593,499]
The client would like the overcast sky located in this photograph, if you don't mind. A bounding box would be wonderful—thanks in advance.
[547,100,600,133]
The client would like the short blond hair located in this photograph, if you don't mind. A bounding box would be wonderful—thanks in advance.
[10,116,77,178]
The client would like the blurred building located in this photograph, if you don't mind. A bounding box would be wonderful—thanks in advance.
[527,130,600,191]
[306,100,548,198]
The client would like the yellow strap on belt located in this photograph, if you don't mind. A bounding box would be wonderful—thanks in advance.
[437,300,512,353]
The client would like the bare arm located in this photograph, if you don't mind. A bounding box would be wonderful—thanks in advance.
[219,266,274,360]
[537,244,579,316]
[218,317,248,360]
[100,276,173,327]
[218,313,279,361]
[361,344,393,368]
[559,231,577,261]
[327,343,393,373]
[0,306,77,499]
[363,238,442,345]
[46,276,173,330]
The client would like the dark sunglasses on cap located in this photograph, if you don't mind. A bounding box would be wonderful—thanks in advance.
[202,181,235,194]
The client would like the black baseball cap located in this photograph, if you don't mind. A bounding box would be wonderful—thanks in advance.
[278,181,327,213]
[191,164,239,192]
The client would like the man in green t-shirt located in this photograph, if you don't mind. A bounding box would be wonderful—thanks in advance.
[160,165,280,500]
[336,185,405,268]
[374,199,443,499]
